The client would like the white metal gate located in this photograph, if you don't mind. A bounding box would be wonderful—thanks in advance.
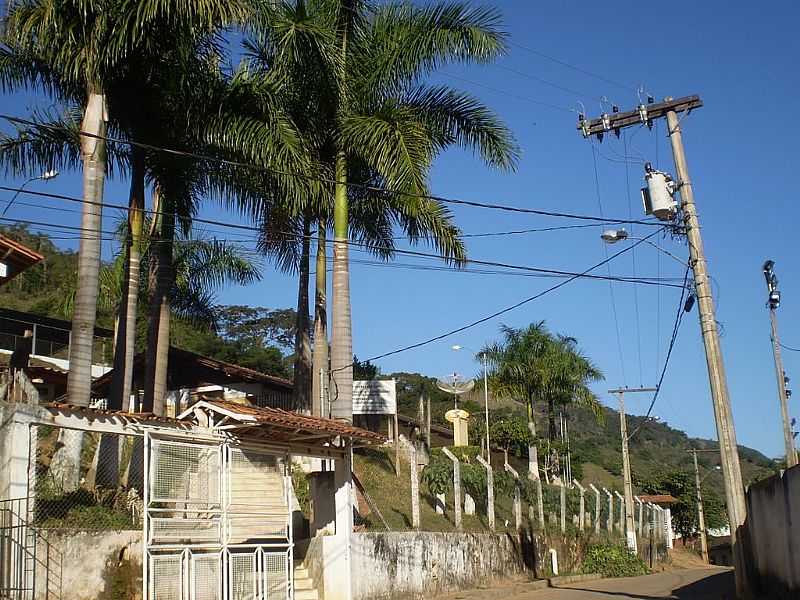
[144,433,293,600]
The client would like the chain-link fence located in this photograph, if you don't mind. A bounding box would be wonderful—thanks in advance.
[29,425,143,531]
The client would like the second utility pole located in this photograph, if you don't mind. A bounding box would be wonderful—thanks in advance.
[611,386,657,553]
[690,449,710,563]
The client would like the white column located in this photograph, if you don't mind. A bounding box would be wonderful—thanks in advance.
[324,444,353,600]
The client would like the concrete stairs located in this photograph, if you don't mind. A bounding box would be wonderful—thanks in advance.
[293,563,319,600]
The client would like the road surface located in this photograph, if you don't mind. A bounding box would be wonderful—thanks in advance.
[435,567,735,600]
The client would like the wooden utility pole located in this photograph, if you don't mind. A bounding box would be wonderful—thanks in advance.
[690,449,710,563]
[611,387,656,553]
[580,96,749,598]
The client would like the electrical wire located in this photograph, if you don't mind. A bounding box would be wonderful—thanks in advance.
[344,229,664,368]
[590,141,627,384]
[492,62,601,102]
[0,114,664,227]
[438,72,574,113]
[624,130,644,386]
[627,265,692,441]
[508,41,638,93]
[780,342,800,352]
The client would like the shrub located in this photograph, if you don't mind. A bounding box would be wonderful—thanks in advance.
[581,543,648,578]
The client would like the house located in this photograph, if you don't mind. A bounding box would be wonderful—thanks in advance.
[91,346,294,414]
[0,233,44,286]
[638,494,678,548]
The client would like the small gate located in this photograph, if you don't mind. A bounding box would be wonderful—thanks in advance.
[144,433,293,600]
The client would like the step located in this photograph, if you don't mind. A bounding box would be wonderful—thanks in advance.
[294,589,318,600]
[294,567,309,579]
[293,577,314,591]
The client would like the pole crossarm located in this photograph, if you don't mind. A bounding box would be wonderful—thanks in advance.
[577,95,703,137]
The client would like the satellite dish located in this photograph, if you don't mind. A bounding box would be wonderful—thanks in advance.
[445,409,470,423]
[436,376,475,396]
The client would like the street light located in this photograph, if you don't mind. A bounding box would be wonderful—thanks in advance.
[452,344,491,460]
[600,228,688,267]
[2,170,60,216]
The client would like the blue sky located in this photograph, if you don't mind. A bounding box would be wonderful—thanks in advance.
[2,1,799,459]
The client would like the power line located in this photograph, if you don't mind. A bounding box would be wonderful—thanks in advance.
[627,265,691,441]
[624,130,644,386]
[780,342,800,352]
[351,229,663,367]
[492,62,601,102]
[438,72,574,113]
[0,114,664,226]
[590,141,627,384]
[508,41,638,93]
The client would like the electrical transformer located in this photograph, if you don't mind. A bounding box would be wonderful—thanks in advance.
[641,164,677,221]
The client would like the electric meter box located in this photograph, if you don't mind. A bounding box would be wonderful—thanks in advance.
[641,170,677,221]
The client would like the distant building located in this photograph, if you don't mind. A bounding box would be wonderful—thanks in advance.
[0,234,44,286]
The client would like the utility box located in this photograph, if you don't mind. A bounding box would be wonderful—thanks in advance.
[641,169,677,221]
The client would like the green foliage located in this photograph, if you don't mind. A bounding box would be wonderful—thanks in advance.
[490,418,533,457]
[291,465,311,517]
[638,469,728,537]
[581,543,648,578]
[421,460,450,496]
[353,355,379,380]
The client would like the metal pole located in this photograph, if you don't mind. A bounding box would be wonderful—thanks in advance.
[692,449,709,563]
[483,352,490,461]
[769,308,797,467]
[666,108,748,597]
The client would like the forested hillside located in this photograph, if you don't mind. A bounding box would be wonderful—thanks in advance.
[0,225,295,378]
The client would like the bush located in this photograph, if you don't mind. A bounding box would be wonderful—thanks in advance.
[581,543,648,578]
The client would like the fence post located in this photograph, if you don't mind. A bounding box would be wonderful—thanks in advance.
[615,491,625,534]
[589,484,601,533]
[504,463,522,531]
[573,480,586,531]
[410,444,420,529]
[560,483,566,533]
[635,496,644,537]
[603,488,613,533]
[441,448,462,531]
[475,455,495,532]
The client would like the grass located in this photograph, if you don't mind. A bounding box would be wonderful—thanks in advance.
[354,446,537,534]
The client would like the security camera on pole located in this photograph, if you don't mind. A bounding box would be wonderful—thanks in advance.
[762,260,797,467]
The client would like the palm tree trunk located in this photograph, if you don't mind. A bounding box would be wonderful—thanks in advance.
[67,91,107,406]
[527,396,545,529]
[108,147,145,412]
[330,151,353,421]
[143,188,174,416]
[292,217,312,412]
[548,398,557,442]
[311,221,328,418]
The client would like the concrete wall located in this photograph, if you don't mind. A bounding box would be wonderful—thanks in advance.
[34,530,142,600]
[744,464,800,598]
[349,532,525,600]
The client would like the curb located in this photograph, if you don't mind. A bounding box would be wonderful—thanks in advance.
[549,573,603,587]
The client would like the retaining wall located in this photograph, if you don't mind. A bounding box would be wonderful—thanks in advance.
[743,464,800,598]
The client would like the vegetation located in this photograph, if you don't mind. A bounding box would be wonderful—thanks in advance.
[581,543,649,578]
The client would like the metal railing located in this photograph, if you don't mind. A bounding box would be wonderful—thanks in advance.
[0,497,63,600]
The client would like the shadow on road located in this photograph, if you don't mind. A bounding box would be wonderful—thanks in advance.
[564,569,735,600]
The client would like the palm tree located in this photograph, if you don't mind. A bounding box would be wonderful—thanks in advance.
[1,0,259,408]
[483,323,603,480]
[244,0,518,419]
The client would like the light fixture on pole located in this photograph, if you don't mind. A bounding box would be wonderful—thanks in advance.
[452,344,491,460]
[600,228,688,267]
[2,170,60,216]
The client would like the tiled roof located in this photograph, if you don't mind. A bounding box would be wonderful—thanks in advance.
[200,399,386,445]
[637,494,679,504]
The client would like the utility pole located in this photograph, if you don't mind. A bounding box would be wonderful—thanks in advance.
[690,449,709,563]
[611,387,656,553]
[762,260,797,467]
[580,96,750,598]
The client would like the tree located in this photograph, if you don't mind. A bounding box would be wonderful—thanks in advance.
[352,355,379,380]
[482,322,603,484]
[639,470,728,540]
[244,0,518,421]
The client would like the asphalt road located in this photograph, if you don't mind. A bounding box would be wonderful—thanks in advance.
[435,567,736,600]
[541,568,735,599]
